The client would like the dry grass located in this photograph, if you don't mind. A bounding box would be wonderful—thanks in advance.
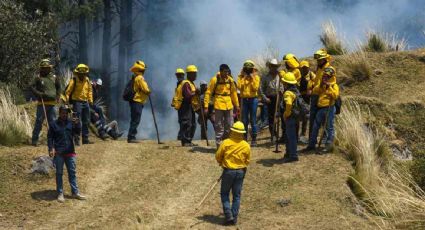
[338,51,372,85]
[336,99,425,229]
[319,20,347,55]
[363,31,407,52]
[0,88,32,146]
[251,43,280,76]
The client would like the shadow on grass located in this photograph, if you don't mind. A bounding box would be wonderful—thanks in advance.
[31,189,57,201]
[256,158,283,167]
[196,214,223,225]
[190,146,216,154]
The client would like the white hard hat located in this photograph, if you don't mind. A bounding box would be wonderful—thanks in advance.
[200,80,207,86]
[96,78,103,86]
[268,58,279,66]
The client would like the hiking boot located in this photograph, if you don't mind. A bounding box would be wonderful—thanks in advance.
[57,193,65,203]
[300,146,316,153]
[318,145,333,154]
[251,135,257,147]
[82,139,93,145]
[298,136,309,144]
[74,136,80,146]
[72,193,87,200]
[115,131,124,139]
[224,215,235,226]
[31,141,39,147]
[99,132,108,140]
[281,156,299,163]
[127,139,140,144]
[182,142,197,147]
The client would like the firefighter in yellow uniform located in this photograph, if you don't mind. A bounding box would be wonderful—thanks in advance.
[216,121,251,226]
[307,49,333,141]
[171,68,186,140]
[177,65,200,146]
[65,64,93,145]
[281,72,300,163]
[283,53,301,84]
[204,64,239,147]
[127,61,151,143]
[299,60,316,141]
[237,60,260,146]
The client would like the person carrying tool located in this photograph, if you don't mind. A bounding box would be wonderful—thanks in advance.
[198,80,215,140]
[260,58,285,142]
[171,68,186,140]
[305,67,339,153]
[215,121,251,226]
[48,105,86,203]
[307,49,333,141]
[175,65,200,146]
[204,64,239,147]
[125,61,151,143]
[30,59,61,146]
[237,60,260,147]
[298,60,316,143]
[65,64,93,145]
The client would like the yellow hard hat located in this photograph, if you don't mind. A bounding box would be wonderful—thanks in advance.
[243,60,255,69]
[39,59,53,68]
[130,61,146,73]
[74,64,89,74]
[282,72,297,84]
[230,121,246,134]
[314,49,330,60]
[283,53,296,60]
[175,68,185,75]
[300,60,310,68]
[186,65,198,73]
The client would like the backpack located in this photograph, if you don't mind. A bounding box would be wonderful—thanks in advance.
[122,77,136,102]
[335,96,342,115]
[288,87,310,119]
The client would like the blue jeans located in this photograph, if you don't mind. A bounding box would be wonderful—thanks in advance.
[308,106,336,148]
[285,116,298,158]
[92,105,106,125]
[309,95,319,139]
[220,168,246,221]
[128,102,144,140]
[260,103,268,125]
[32,105,56,143]
[242,98,258,136]
[73,101,90,139]
[54,155,78,195]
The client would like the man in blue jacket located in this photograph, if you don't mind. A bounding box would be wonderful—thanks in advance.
[48,105,86,203]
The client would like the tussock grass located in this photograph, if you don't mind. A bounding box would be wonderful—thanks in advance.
[251,43,280,76]
[339,51,372,83]
[336,100,425,229]
[364,31,407,52]
[0,88,32,146]
[319,20,347,55]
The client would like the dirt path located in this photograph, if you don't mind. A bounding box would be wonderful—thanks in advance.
[0,136,373,229]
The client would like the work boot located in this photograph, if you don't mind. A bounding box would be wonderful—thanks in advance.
[31,141,39,147]
[224,213,235,226]
[57,193,65,203]
[319,144,333,154]
[82,138,93,145]
[99,131,108,140]
[300,146,316,153]
[251,135,257,147]
[128,139,140,144]
[281,155,299,163]
[72,193,87,200]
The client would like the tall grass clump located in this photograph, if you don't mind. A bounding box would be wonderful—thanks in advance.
[251,43,280,77]
[364,31,407,52]
[339,51,372,82]
[319,20,347,55]
[0,88,32,146]
[336,100,425,229]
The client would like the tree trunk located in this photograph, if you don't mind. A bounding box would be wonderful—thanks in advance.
[78,0,88,64]
[102,0,113,117]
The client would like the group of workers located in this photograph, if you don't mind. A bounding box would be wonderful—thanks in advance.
[29,48,340,224]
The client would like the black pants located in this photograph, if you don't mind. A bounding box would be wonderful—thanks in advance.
[128,102,144,140]
[178,102,196,144]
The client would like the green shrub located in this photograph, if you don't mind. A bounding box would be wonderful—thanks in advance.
[319,20,346,55]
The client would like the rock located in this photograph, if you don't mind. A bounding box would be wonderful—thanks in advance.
[277,198,291,207]
[30,156,54,174]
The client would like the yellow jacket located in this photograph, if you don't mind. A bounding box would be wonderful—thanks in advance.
[283,89,296,119]
[132,74,151,104]
[310,62,331,94]
[312,75,339,107]
[237,72,260,98]
[204,73,239,110]
[216,133,251,169]
[172,80,200,111]
[65,76,93,104]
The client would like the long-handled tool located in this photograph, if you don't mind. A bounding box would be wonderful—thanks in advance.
[273,77,282,153]
[195,175,222,210]
[148,95,163,144]
[198,95,210,146]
